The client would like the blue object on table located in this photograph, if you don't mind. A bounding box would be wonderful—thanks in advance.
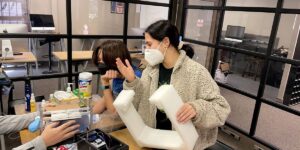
[28,116,40,132]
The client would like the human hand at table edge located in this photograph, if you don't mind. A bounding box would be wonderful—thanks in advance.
[41,120,80,147]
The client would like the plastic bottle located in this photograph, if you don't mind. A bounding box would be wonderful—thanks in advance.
[66,83,73,93]
[30,93,36,112]
[79,72,93,98]
[25,80,31,112]
[49,94,54,103]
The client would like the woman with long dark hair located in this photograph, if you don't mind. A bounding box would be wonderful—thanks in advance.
[116,20,230,149]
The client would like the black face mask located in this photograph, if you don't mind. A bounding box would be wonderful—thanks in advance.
[98,63,109,75]
[97,63,118,75]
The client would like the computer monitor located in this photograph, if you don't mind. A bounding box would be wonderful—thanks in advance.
[30,14,55,31]
[225,25,245,40]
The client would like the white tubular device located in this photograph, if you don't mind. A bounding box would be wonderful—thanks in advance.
[113,85,199,150]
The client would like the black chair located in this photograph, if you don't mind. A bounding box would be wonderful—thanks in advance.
[40,37,61,74]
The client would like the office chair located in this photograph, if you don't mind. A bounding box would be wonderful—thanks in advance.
[40,37,61,74]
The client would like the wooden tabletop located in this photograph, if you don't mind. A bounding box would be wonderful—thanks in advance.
[110,128,151,150]
[1,52,37,63]
[52,51,93,61]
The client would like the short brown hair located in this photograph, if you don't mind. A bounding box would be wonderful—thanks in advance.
[92,40,132,70]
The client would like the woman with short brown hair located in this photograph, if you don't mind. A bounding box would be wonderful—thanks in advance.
[92,40,141,114]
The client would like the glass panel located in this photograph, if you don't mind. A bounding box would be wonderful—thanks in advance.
[226,0,277,7]
[71,0,124,35]
[272,14,299,60]
[184,42,213,69]
[215,49,262,95]
[0,38,68,77]
[255,103,300,150]
[184,9,219,43]
[128,4,169,35]
[28,0,67,34]
[141,0,169,4]
[264,61,300,111]
[188,0,222,6]
[221,11,274,54]
[220,87,255,132]
[283,0,300,9]
[11,78,60,101]
[127,39,143,51]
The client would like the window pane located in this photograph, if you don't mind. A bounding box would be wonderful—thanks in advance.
[215,49,262,95]
[128,4,168,35]
[188,0,222,6]
[184,9,220,44]
[272,14,299,60]
[226,0,277,7]
[220,87,255,133]
[255,104,300,150]
[264,61,300,111]
[184,42,213,69]
[28,0,66,34]
[283,0,300,9]
[71,0,124,35]
[221,11,274,54]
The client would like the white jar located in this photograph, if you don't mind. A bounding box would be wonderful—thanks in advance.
[79,72,93,98]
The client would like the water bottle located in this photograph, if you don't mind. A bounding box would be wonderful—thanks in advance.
[25,80,31,112]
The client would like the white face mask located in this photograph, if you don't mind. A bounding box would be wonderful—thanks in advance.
[144,42,166,66]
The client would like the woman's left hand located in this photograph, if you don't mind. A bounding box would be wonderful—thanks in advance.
[176,103,197,124]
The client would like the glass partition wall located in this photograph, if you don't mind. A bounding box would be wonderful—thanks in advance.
[181,0,300,149]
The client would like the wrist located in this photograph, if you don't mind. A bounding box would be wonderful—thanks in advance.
[100,85,110,90]
[127,76,136,83]
[101,79,110,85]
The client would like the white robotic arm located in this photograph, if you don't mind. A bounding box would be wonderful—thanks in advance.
[113,85,198,150]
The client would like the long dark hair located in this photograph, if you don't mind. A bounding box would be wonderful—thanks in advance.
[92,40,132,70]
[145,20,194,58]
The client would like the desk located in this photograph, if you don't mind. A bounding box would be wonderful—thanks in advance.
[14,103,125,144]
[110,128,151,150]
[2,52,38,76]
[52,51,93,89]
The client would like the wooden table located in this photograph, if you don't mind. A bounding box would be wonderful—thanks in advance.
[2,52,38,76]
[52,51,93,61]
[14,103,125,144]
[110,128,151,150]
[52,51,93,89]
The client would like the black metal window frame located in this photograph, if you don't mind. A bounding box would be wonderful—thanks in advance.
[180,0,300,149]
[0,0,172,83]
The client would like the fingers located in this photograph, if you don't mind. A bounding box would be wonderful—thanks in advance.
[116,58,126,69]
[63,129,80,140]
[58,120,77,130]
[101,70,118,81]
[63,124,80,134]
[47,122,60,128]
[125,59,133,69]
[176,104,197,124]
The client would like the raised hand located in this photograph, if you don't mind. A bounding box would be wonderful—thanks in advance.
[115,58,135,82]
